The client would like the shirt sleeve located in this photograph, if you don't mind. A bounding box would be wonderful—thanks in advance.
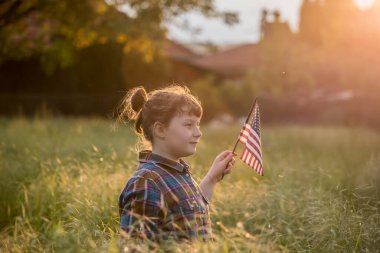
[119,176,165,242]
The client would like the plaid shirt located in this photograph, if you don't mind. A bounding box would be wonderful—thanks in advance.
[118,150,213,244]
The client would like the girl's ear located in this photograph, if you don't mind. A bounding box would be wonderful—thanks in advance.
[152,121,166,140]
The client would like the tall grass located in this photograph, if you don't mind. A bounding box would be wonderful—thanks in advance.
[0,116,379,252]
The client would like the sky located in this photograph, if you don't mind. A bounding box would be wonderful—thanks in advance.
[166,0,375,45]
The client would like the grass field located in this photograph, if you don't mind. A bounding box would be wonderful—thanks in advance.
[0,116,379,252]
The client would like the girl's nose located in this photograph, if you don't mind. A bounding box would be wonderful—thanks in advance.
[195,128,202,138]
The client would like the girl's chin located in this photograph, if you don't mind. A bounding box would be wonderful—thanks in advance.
[182,147,197,156]
[190,147,198,154]
[173,144,197,158]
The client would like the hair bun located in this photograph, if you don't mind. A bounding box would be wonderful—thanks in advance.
[131,87,148,112]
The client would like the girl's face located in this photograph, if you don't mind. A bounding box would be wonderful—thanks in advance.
[164,112,202,158]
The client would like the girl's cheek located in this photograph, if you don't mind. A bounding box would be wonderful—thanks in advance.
[179,128,192,142]
[175,126,188,140]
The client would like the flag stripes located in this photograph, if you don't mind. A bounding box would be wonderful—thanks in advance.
[237,99,263,176]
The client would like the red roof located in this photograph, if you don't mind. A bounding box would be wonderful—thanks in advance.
[163,39,263,77]
[191,43,262,76]
[163,39,199,61]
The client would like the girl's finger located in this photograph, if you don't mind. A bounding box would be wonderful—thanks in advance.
[217,151,231,161]
[224,150,233,157]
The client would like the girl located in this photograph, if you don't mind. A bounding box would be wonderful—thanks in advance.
[117,84,236,245]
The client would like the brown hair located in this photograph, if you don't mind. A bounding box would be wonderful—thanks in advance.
[115,84,203,150]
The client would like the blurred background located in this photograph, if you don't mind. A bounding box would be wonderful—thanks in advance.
[1,1,380,251]
[1,0,380,128]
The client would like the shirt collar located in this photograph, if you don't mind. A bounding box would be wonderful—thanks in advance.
[138,150,190,173]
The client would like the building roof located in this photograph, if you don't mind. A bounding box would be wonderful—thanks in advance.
[192,43,262,76]
[163,39,199,61]
[163,39,263,77]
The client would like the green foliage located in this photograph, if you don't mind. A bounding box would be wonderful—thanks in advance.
[191,74,226,121]
[191,71,259,118]
[218,71,258,116]
[0,117,379,252]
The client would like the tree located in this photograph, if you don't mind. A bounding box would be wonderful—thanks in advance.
[0,0,238,73]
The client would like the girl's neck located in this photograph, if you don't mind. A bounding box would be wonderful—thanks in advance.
[152,147,180,163]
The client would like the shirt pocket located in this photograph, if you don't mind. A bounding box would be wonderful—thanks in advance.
[184,196,210,217]
[181,197,202,214]
[170,196,204,217]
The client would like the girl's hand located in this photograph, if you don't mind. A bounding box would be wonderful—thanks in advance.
[206,150,237,184]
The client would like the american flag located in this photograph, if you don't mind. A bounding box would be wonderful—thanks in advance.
[238,99,263,176]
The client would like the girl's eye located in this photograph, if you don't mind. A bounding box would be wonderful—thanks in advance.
[184,122,200,127]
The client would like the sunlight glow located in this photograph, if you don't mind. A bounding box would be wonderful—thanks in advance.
[354,0,375,9]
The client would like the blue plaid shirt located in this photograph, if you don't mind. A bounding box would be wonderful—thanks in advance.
[118,150,213,244]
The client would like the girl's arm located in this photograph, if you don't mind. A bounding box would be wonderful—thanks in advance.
[199,151,236,202]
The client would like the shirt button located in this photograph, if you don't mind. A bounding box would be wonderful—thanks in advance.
[186,173,190,177]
